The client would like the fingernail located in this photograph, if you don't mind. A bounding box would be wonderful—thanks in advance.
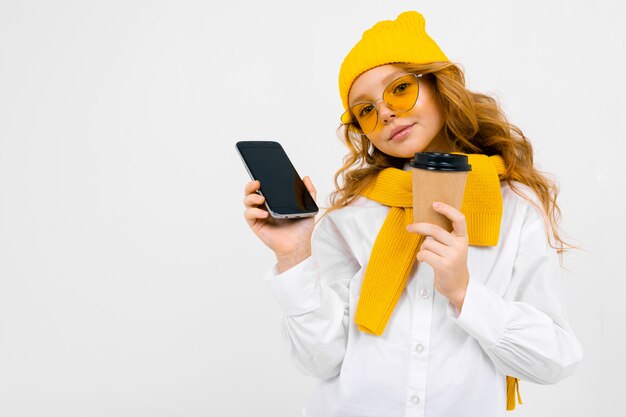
[433,202,441,209]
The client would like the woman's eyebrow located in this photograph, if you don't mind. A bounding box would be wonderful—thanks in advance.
[349,71,406,106]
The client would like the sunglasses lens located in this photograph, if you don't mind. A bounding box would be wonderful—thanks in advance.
[350,103,378,133]
[384,74,419,112]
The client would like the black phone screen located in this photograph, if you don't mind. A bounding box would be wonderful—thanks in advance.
[236,141,318,216]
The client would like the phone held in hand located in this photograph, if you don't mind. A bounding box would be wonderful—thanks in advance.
[236,141,319,219]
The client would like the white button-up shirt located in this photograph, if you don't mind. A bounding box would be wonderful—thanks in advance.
[263,182,583,417]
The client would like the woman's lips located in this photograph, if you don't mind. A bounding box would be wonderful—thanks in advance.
[389,124,415,141]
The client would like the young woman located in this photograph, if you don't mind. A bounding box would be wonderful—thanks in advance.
[242,10,582,417]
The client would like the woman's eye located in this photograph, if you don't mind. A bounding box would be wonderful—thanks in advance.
[359,105,375,117]
[393,82,410,94]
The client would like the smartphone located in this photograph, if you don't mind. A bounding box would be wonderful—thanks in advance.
[236,140,319,219]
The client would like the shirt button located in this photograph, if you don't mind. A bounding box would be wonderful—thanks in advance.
[419,288,429,299]
[411,395,420,404]
[415,344,424,353]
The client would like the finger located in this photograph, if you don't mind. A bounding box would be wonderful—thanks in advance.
[244,180,261,197]
[406,222,454,246]
[420,236,448,257]
[432,202,467,238]
[302,176,317,200]
[416,248,442,265]
[243,192,265,208]
[244,207,269,222]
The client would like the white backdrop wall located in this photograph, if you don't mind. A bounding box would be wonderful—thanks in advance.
[1,1,624,416]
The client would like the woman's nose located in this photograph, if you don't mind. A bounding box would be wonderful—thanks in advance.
[377,101,396,123]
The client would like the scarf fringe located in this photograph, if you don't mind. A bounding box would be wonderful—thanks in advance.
[506,376,522,411]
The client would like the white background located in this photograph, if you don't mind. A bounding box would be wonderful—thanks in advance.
[1,0,624,416]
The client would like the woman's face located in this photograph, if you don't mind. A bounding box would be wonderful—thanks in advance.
[347,64,451,159]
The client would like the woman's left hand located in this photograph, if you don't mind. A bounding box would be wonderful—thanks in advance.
[406,202,469,312]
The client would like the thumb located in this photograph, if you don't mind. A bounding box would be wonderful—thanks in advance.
[302,176,317,201]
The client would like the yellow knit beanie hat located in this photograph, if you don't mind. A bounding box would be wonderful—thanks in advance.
[338,11,448,110]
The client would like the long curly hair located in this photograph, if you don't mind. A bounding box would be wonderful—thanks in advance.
[326,62,572,253]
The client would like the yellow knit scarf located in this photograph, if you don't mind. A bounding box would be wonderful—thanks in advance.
[356,154,522,410]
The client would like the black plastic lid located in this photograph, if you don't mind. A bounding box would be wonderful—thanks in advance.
[409,152,472,171]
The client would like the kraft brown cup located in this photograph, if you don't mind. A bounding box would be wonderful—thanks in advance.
[411,153,472,232]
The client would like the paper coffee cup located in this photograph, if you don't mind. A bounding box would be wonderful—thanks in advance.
[411,152,472,232]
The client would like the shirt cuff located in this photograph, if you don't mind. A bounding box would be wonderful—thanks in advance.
[261,256,322,316]
[448,277,509,347]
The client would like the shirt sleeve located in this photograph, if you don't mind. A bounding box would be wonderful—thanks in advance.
[261,215,360,379]
[450,203,584,384]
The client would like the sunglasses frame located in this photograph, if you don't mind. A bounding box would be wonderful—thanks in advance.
[341,73,423,134]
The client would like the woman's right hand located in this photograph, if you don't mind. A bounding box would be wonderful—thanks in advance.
[243,177,318,272]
